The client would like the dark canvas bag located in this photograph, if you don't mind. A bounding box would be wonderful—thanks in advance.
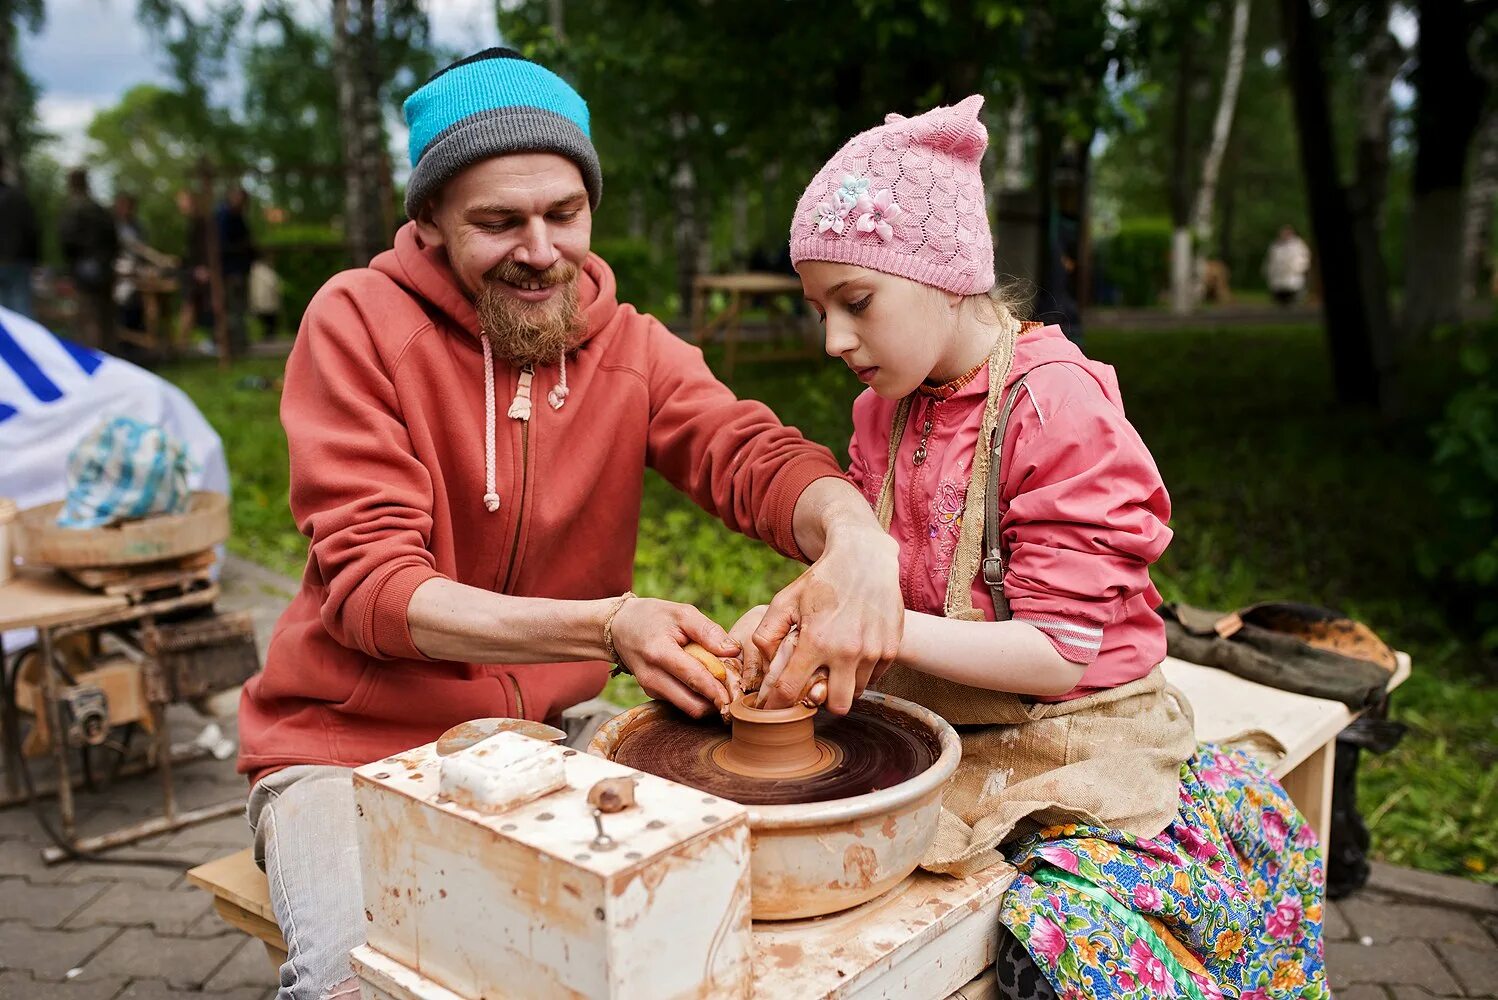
[1160,601,1397,710]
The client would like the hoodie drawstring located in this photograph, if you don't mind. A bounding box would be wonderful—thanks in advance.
[548,352,569,410]
[481,335,502,513]
[481,339,571,514]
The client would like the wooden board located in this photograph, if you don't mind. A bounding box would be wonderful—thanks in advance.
[0,568,129,632]
[753,865,1013,999]
[188,849,276,926]
[1161,653,1410,777]
[65,549,216,589]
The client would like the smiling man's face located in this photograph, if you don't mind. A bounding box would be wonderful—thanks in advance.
[415,152,593,364]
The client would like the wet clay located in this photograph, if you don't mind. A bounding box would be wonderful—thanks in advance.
[711,697,837,779]
[608,699,939,806]
[436,718,566,756]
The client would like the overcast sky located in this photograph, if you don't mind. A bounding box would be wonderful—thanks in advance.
[19,0,501,166]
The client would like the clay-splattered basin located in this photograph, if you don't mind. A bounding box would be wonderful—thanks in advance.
[589,691,960,920]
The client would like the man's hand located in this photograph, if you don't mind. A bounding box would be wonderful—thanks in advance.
[754,526,902,714]
[611,598,740,719]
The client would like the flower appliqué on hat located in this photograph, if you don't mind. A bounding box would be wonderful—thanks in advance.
[837,174,870,208]
[815,200,849,234]
[855,189,902,242]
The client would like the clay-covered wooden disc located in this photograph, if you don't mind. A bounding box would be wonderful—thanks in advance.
[609,699,939,805]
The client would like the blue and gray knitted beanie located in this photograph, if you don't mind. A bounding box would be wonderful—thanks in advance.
[403,48,601,218]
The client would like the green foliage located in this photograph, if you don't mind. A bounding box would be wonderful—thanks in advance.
[1101,218,1172,306]
[258,225,346,331]
[591,236,673,317]
[85,83,242,250]
[1420,325,1498,652]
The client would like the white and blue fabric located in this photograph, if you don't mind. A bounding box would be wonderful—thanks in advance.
[57,416,194,529]
[0,306,228,511]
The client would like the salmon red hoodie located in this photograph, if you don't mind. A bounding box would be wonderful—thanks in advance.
[237,223,843,783]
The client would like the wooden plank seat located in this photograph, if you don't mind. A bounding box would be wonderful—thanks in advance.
[189,652,1410,991]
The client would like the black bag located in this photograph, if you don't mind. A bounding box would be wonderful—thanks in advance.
[1159,601,1397,710]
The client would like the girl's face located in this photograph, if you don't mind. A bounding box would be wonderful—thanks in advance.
[798,261,953,399]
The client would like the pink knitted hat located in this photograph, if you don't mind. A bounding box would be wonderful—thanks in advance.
[789,94,994,295]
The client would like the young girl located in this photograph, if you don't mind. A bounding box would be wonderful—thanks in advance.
[743,96,1329,1000]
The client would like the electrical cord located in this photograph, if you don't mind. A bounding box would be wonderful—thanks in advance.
[2,644,197,869]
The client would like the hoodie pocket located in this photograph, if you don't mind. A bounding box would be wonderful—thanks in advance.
[335,663,514,724]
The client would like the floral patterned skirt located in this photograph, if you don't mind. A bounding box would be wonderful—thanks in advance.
[998,745,1329,999]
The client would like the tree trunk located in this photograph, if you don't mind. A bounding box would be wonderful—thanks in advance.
[333,0,387,267]
[1353,0,1401,234]
[1403,0,1490,336]
[1279,0,1388,409]
[1462,108,1498,300]
[670,115,701,322]
[1002,96,1027,191]
[1168,21,1196,314]
[357,0,389,244]
[1344,0,1404,414]
[1190,0,1250,306]
[0,0,20,185]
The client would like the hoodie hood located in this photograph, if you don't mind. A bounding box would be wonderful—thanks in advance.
[371,221,619,351]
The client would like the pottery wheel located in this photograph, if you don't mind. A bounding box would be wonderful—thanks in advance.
[609,698,939,805]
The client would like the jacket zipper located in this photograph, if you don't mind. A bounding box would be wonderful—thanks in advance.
[900,399,940,605]
[501,365,533,594]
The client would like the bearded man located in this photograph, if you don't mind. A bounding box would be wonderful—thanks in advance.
[236,48,903,1000]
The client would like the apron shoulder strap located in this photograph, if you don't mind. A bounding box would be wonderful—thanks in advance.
[980,374,1030,622]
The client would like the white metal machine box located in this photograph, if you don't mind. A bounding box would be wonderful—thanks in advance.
[353,735,753,1000]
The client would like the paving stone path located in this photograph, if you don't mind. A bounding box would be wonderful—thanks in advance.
[1,556,1493,998]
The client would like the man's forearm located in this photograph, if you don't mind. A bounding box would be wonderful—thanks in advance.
[407,578,615,663]
[791,476,891,562]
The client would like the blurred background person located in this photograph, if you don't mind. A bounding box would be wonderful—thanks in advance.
[58,167,119,350]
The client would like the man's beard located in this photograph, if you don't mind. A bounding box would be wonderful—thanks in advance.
[476,258,582,366]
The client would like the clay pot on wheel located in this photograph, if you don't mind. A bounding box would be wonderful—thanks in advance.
[589,691,960,920]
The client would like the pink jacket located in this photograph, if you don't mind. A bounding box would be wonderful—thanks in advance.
[848,324,1172,700]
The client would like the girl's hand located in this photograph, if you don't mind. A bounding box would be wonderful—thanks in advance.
[754,528,902,714]
[610,598,739,719]
[726,605,772,693]
[727,606,828,709]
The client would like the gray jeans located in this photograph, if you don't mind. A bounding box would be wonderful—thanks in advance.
[247,765,364,1000]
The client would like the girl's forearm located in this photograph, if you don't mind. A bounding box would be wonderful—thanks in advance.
[897,611,1086,697]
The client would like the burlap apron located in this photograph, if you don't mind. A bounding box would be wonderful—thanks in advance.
[871,325,1196,878]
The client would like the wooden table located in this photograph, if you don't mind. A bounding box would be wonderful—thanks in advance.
[116,273,183,357]
[0,566,233,858]
[690,272,818,380]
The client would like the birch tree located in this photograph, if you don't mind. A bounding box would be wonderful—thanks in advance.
[332,0,388,266]
[1188,0,1250,306]
[1462,108,1498,300]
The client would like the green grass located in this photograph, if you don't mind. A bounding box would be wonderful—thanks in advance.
[159,324,1497,883]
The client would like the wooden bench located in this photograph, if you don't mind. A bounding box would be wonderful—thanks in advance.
[189,652,1409,987]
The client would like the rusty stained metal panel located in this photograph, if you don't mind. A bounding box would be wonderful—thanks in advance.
[353,738,753,1000]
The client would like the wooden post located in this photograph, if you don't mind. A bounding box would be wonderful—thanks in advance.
[198,161,230,369]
